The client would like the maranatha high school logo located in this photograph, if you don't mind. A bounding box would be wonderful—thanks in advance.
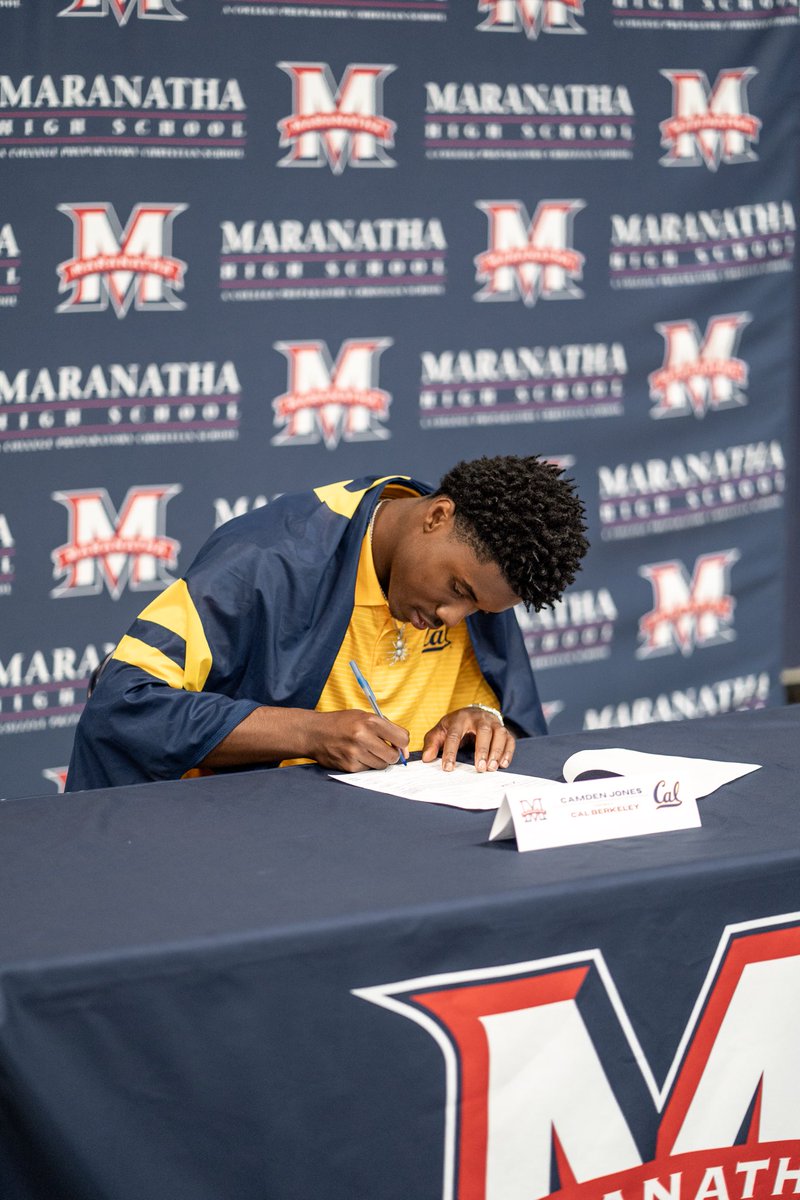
[0,75,246,162]
[649,313,751,419]
[51,485,181,599]
[598,440,784,542]
[518,587,618,669]
[0,642,113,734]
[418,341,626,429]
[59,0,186,23]
[356,914,800,1200]
[272,338,393,449]
[660,68,761,170]
[424,81,634,163]
[477,0,586,37]
[584,672,769,728]
[0,359,241,452]
[637,550,739,658]
[219,215,446,302]
[608,200,795,289]
[613,0,798,31]
[475,200,585,305]
[57,203,187,316]
[0,223,21,309]
[277,63,396,173]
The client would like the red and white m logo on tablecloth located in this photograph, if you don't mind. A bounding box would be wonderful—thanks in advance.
[51,485,181,599]
[277,63,396,173]
[649,313,751,419]
[637,551,740,658]
[475,200,585,306]
[57,203,187,317]
[355,915,800,1200]
[272,338,393,450]
[660,69,761,170]
[477,0,586,37]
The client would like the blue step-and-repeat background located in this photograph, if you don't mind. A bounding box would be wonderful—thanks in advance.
[1,0,798,799]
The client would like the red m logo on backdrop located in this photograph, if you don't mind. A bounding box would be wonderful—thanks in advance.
[475,200,585,306]
[477,0,586,38]
[637,551,739,658]
[51,485,181,599]
[659,69,760,170]
[272,338,393,449]
[58,0,185,23]
[355,916,800,1200]
[649,314,751,419]
[57,203,187,317]
[277,62,396,172]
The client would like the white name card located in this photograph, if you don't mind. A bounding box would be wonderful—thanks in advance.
[488,771,701,852]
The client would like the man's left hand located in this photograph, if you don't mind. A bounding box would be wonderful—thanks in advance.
[421,707,515,773]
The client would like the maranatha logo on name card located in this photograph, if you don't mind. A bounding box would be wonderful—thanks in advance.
[489,771,701,852]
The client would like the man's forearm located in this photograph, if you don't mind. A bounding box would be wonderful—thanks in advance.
[200,706,321,768]
[199,704,409,773]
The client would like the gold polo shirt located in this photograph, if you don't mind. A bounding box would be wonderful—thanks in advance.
[312,517,500,754]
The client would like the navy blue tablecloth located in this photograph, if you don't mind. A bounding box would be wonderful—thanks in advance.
[1,707,799,1200]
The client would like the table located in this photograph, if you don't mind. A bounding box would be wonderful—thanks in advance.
[2,707,800,1200]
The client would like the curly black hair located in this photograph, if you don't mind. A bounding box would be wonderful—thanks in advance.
[434,455,589,611]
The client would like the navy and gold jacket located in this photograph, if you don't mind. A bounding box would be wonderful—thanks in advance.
[66,475,547,791]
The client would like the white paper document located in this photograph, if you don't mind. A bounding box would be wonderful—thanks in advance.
[331,747,761,828]
[489,748,761,853]
[560,746,761,796]
[330,758,543,811]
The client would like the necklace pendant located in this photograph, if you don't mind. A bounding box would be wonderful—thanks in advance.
[389,626,408,665]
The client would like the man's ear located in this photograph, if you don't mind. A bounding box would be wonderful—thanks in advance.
[423,495,456,533]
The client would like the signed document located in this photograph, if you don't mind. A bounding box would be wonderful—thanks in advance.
[330,758,541,812]
[330,748,761,827]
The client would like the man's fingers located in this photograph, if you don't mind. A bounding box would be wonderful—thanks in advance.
[440,727,463,772]
[326,711,410,772]
[421,710,514,773]
[379,717,409,754]
[498,733,515,769]
[476,727,515,772]
[353,728,405,771]
[421,723,446,762]
[358,716,408,769]
[473,723,494,773]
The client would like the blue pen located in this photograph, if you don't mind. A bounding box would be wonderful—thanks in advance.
[349,660,408,766]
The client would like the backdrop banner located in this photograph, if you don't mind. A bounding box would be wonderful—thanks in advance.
[0,0,797,800]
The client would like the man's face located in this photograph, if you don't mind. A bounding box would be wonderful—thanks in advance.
[386,498,520,630]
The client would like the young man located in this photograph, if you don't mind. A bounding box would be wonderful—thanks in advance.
[66,455,588,790]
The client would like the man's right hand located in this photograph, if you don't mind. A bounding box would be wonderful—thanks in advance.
[308,709,409,772]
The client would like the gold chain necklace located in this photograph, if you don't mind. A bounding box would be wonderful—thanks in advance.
[369,500,408,665]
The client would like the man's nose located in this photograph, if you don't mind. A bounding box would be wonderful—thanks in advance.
[434,599,477,627]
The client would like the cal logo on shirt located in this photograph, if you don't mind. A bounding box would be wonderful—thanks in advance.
[422,628,452,653]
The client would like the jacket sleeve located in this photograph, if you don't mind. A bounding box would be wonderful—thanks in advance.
[66,575,262,791]
[467,608,547,739]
